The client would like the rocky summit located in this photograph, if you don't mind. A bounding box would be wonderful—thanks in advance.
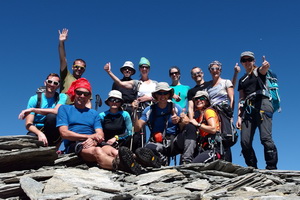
[1,135,300,200]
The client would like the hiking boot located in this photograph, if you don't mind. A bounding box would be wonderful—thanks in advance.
[135,147,161,168]
[266,165,277,170]
[113,146,141,175]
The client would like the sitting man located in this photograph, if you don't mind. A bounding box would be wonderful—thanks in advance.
[18,73,67,147]
[56,78,158,174]
[133,82,191,165]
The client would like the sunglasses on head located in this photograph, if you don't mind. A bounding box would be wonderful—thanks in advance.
[108,98,122,103]
[73,65,86,70]
[192,71,203,77]
[241,57,254,63]
[156,91,170,96]
[46,79,59,86]
[75,90,91,97]
[210,67,221,71]
[169,72,179,76]
[194,96,207,101]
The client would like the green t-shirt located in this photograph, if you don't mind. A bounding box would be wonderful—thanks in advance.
[60,68,76,104]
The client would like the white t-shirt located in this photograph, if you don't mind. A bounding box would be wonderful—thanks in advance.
[207,79,233,105]
[137,80,157,97]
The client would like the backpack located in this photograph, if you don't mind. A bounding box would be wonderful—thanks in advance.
[211,104,238,149]
[147,101,174,138]
[253,68,281,112]
[36,86,59,108]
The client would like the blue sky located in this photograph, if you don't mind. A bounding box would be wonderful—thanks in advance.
[1,0,299,170]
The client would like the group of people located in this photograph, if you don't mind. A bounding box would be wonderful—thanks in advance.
[18,28,278,175]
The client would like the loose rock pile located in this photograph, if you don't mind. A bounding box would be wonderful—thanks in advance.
[1,135,300,199]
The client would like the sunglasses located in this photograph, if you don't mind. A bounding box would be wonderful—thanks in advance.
[73,65,86,70]
[46,79,59,86]
[156,91,170,96]
[108,98,122,103]
[241,58,254,63]
[75,90,91,97]
[169,72,179,76]
[192,71,203,77]
[194,96,207,101]
[210,67,221,71]
[139,65,150,69]
[122,67,133,72]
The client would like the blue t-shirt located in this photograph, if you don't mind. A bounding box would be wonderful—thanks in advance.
[57,105,102,148]
[141,102,182,135]
[27,93,67,127]
[170,84,190,109]
[99,110,132,140]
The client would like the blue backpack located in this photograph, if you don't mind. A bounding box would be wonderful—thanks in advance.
[254,68,281,112]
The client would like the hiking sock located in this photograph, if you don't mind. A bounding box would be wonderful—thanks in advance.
[135,147,161,168]
[116,146,142,175]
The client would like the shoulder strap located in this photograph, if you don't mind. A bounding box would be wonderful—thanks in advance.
[133,80,142,97]
[36,92,42,108]
[148,102,174,134]
[54,92,60,104]
[36,86,46,108]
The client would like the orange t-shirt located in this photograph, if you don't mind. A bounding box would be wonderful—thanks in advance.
[196,108,220,137]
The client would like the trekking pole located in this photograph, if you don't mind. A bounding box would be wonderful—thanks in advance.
[130,106,137,151]
[95,94,102,111]
[130,100,140,151]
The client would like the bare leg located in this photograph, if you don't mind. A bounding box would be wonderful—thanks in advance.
[80,147,114,170]
[102,145,118,157]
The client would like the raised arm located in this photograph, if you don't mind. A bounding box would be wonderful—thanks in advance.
[104,62,134,89]
[58,28,68,72]
[231,63,240,89]
[236,90,245,130]
[259,56,270,75]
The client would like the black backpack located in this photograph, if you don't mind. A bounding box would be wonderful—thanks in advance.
[212,104,238,148]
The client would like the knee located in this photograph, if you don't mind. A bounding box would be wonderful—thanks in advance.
[240,140,250,149]
[184,124,198,139]
[93,147,104,156]
[45,114,57,123]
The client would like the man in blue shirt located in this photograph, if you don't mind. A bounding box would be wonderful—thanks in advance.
[18,73,67,147]
[57,78,143,174]
[134,82,192,165]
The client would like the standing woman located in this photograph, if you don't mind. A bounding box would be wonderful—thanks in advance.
[169,66,190,110]
[104,57,157,107]
[236,51,277,170]
[99,90,133,148]
[206,61,236,162]
[207,61,234,108]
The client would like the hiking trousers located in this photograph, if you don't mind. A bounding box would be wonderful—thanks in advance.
[144,124,198,165]
[241,98,278,169]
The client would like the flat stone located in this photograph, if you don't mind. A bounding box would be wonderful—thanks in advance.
[136,169,184,186]
[19,176,44,200]
[184,179,211,191]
